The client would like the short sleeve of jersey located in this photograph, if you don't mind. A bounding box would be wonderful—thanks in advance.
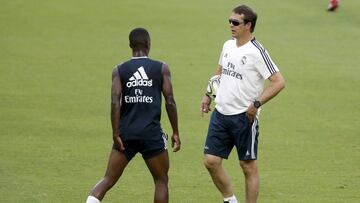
[218,43,225,66]
[219,40,236,66]
[254,49,279,79]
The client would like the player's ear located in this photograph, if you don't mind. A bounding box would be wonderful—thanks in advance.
[146,41,151,50]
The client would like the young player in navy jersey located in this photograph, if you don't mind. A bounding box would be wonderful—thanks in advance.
[85,28,181,203]
[200,5,285,203]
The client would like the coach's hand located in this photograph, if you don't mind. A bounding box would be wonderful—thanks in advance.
[200,95,212,117]
[171,133,181,152]
[246,104,258,122]
[113,133,125,150]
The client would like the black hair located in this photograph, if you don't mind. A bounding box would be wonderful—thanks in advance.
[129,28,150,51]
[233,5,257,33]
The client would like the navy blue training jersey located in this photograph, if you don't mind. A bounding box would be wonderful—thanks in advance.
[117,57,163,140]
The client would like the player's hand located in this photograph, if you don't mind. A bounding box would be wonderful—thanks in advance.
[113,133,125,150]
[246,104,258,122]
[171,133,181,152]
[200,95,212,117]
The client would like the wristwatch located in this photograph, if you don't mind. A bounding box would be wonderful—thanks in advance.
[253,100,262,108]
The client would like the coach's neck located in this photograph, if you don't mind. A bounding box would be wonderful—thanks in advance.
[236,33,253,47]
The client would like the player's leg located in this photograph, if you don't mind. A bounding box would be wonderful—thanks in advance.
[144,150,169,203]
[240,160,259,203]
[204,154,234,198]
[87,149,129,202]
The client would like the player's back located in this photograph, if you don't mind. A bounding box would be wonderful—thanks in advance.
[117,57,163,140]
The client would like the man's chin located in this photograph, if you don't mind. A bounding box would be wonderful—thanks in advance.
[231,31,237,37]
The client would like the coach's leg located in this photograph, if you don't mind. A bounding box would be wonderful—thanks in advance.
[240,160,259,203]
[145,150,169,203]
[204,154,234,198]
[88,149,129,201]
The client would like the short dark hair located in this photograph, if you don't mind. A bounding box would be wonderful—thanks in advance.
[129,28,150,51]
[233,5,257,33]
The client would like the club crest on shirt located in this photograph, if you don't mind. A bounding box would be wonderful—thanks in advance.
[241,56,247,65]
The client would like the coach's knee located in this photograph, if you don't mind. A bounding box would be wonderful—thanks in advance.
[203,155,221,171]
[240,160,258,176]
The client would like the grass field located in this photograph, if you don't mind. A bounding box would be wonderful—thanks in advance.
[1,0,360,202]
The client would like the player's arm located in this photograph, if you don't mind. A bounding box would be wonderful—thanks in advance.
[111,67,125,150]
[161,63,181,152]
[247,71,285,121]
[200,65,222,116]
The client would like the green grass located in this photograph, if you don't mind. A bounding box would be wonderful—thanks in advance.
[1,0,359,202]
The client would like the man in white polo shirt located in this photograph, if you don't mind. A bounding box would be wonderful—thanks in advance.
[200,5,285,203]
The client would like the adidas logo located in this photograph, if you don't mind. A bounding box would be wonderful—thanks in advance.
[126,66,153,88]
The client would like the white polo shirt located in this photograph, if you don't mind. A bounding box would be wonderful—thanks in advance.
[215,38,279,115]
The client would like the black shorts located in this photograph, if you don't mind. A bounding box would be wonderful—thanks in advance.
[204,109,259,161]
[113,132,168,161]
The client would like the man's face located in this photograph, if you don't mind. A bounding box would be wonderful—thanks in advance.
[228,13,247,38]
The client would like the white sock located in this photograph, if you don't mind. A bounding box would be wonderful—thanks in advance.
[86,196,101,203]
[224,194,238,203]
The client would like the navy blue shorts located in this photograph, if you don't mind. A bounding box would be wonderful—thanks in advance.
[204,109,259,160]
[113,132,168,161]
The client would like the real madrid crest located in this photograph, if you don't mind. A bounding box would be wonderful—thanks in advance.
[241,56,247,65]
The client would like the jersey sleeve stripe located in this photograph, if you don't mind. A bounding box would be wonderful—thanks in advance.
[262,49,277,74]
[251,40,277,74]
[251,40,276,74]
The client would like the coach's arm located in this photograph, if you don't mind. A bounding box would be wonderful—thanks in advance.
[200,65,222,116]
[247,71,285,121]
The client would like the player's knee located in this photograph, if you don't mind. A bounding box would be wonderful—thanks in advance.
[154,173,168,183]
[154,175,168,187]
